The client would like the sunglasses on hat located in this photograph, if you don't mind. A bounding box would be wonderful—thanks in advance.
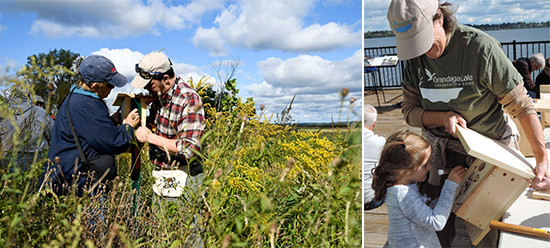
[135,64,165,80]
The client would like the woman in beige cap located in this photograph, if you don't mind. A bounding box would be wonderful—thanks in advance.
[387,0,549,246]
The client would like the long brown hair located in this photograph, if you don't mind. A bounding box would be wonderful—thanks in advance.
[371,129,431,201]
[433,2,456,34]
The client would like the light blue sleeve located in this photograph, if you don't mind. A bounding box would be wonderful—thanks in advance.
[398,180,459,231]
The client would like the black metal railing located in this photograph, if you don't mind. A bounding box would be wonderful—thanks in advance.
[364,46,403,89]
[364,40,550,90]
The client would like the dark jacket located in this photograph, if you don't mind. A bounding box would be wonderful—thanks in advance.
[512,57,535,91]
[535,71,550,98]
[40,87,134,195]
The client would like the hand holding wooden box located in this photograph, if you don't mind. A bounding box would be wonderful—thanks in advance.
[452,125,535,245]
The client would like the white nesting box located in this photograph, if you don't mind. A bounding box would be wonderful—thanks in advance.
[452,126,536,245]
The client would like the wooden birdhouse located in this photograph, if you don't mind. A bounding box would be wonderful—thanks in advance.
[112,93,155,181]
[112,93,155,125]
[452,125,535,245]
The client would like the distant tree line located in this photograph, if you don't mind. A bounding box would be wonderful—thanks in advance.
[364,21,550,39]
[464,21,550,31]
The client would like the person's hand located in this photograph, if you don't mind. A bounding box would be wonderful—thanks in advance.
[448,166,467,184]
[531,160,550,190]
[443,111,467,137]
[135,126,152,143]
[123,109,140,127]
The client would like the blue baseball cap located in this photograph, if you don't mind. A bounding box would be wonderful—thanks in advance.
[80,55,127,87]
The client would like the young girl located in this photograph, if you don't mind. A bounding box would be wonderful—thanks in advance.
[372,129,466,248]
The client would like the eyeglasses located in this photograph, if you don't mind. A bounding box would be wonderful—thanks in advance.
[135,64,164,80]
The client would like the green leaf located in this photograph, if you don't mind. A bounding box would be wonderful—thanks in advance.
[337,186,353,197]
[232,241,248,247]
[235,219,243,233]
[169,240,182,248]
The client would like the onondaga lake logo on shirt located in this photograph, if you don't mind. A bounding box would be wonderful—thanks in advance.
[419,68,474,103]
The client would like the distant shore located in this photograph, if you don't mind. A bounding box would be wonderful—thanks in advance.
[365,21,550,39]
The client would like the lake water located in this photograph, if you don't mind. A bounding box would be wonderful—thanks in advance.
[365,27,550,48]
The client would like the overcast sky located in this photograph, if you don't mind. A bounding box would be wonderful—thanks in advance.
[0,0,362,123]
[364,0,550,32]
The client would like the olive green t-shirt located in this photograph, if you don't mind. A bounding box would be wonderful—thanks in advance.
[402,24,523,139]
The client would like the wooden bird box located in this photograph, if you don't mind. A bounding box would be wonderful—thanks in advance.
[452,126,535,245]
[112,93,155,126]
[112,93,155,181]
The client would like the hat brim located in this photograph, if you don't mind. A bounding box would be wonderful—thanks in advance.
[396,21,434,61]
[130,75,150,89]
[108,72,128,88]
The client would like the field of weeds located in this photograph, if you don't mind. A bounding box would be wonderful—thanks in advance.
[0,62,361,247]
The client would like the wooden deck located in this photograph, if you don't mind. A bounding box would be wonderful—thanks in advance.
[364,88,419,137]
[364,88,475,247]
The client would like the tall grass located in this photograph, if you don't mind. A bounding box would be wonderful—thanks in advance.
[0,62,361,247]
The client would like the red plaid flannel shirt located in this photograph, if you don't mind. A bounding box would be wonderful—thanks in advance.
[153,76,205,168]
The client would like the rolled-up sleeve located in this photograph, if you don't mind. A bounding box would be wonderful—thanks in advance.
[498,83,537,120]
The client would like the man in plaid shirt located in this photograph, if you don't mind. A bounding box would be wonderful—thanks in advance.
[132,51,205,246]
[132,51,205,172]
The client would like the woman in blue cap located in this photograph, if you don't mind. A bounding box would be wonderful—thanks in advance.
[40,55,140,196]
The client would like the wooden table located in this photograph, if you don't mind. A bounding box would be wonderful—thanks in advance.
[499,156,550,248]
[533,99,550,112]
[499,189,550,247]
[364,55,399,108]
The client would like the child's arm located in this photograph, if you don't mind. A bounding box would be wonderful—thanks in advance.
[399,181,460,231]
[400,166,466,231]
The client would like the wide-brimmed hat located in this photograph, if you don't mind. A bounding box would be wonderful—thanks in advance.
[80,55,127,87]
[387,0,439,60]
[131,52,172,88]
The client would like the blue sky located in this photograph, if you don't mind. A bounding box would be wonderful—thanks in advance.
[364,0,550,32]
[0,0,362,123]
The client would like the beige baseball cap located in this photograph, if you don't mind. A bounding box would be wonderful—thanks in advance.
[131,51,172,88]
[387,0,439,60]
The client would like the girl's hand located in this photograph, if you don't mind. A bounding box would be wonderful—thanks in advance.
[448,166,467,183]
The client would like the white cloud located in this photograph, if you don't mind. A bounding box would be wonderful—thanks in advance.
[193,0,361,53]
[0,57,19,79]
[454,0,550,25]
[365,0,550,31]
[253,90,361,123]
[7,0,224,38]
[363,0,392,31]
[254,49,362,95]
[192,27,227,56]
[246,50,362,123]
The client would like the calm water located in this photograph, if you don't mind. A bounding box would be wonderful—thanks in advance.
[365,27,550,48]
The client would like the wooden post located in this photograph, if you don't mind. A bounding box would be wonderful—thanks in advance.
[112,93,154,216]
